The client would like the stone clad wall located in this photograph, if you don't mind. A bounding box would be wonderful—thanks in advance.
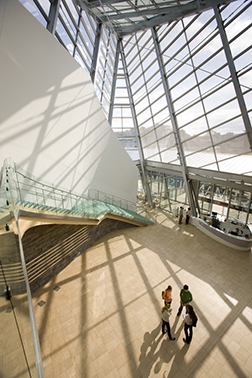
[0,219,135,295]
[0,231,25,295]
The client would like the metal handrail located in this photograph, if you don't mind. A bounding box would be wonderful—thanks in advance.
[1,158,137,213]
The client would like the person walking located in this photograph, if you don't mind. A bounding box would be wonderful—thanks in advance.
[185,207,191,224]
[183,304,197,344]
[162,285,172,307]
[177,284,193,316]
[161,305,175,340]
[178,206,184,224]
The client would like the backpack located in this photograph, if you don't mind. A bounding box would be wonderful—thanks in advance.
[192,315,198,327]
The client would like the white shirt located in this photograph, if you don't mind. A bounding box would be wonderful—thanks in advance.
[183,313,193,325]
[161,308,170,322]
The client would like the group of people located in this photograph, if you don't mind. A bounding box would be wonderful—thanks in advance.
[178,207,191,225]
[161,284,197,344]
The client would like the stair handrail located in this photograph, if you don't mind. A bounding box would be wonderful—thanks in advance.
[0,158,137,213]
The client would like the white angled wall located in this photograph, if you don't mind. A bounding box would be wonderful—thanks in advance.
[0,0,138,203]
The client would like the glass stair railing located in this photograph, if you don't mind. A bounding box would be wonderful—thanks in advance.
[0,158,153,226]
[2,199,153,225]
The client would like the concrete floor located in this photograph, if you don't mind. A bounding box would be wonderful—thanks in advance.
[1,208,252,377]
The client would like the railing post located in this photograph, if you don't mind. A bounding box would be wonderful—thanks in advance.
[54,186,57,208]
[14,210,45,378]
[52,184,56,207]
[42,187,45,206]
[61,191,64,209]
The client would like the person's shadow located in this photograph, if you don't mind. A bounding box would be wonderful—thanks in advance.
[171,313,184,338]
[137,314,190,377]
[152,338,176,375]
[151,314,190,377]
[137,322,166,377]
[155,341,190,377]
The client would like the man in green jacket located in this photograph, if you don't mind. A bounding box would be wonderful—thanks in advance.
[177,284,193,316]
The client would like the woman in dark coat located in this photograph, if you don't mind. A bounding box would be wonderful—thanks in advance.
[183,304,196,344]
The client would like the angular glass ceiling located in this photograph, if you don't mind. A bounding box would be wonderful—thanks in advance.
[74,0,235,36]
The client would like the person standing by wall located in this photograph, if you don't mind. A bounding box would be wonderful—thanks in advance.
[178,206,184,224]
[161,305,176,340]
[185,207,191,224]
[177,284,193,316]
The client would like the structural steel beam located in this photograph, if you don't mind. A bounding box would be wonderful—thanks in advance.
[14,211,44,378]
[117,0,236,36]
[214,6,252,150]
[108,38,120,125]
[47,0,60,35]
[91,22,102,84]
[142,160,252,191]
[152,26,198,216]
[120,41,153,206]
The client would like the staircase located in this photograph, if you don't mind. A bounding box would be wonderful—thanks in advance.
[0,158,153,226]
[0,159,153,295]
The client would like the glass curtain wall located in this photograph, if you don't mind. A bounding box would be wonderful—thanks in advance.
[19,0,252,175]
[119,31,176,163]
[142,171,252,221]
[119,1,252,176]
[19,0,252,220]
[94,26,117,117]
[137,172,186,211]
[118,0,252,219]
[112,58,139,160]
[19,0,116,114]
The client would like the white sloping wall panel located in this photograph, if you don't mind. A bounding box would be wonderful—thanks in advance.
[0,0,138,202]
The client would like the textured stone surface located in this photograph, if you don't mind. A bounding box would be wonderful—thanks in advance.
[0,218,136,294]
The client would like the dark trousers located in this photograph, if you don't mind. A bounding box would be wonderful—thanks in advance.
[184,323,193,343]
[186,215,190,224]
[162,319,172,339]
[178,303,187,315]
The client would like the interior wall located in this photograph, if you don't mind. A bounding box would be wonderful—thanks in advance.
[0,0,138,203]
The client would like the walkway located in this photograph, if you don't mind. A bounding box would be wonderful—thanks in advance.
[1,208,252,377]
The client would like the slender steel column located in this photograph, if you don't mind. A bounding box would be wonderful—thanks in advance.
[14,211,44,378]
[73,10,82,58]
[246,192,252,224]
[151,27,196,215]
[47,0,60,35]
[99,30,111,104]
[90,22,102,84]
[163,174,172,211]
[108,38,121,125]
[214,6,252,150]
[120,40,153,206]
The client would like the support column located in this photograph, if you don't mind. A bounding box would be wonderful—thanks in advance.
[120,40,152,206]
[47,0,60,35]
[14,211,44,378]
[246,192,252,224]
[108,38,120,125]
[151,27,196,215]
[214,6,252,150]
[73,10,82,58]
[90,22,102,84]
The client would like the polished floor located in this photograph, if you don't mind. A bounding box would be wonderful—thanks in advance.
[1,208,252,377]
